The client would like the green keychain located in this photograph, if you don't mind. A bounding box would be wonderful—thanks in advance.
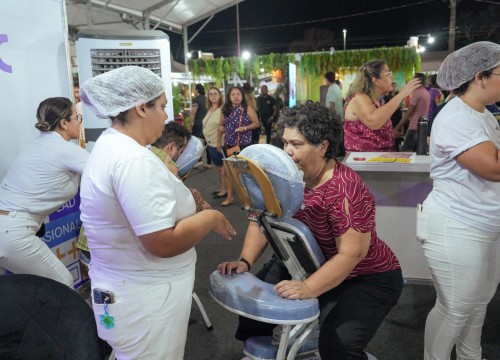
[99,301,115,329]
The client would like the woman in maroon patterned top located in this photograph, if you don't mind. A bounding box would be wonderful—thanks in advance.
[344,59,421,152]
[218,104,404,360]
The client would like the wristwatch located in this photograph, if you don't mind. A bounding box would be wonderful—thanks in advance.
[238,256,251,270]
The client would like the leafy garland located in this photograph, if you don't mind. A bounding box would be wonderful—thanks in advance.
[189,47,420,84]
[190,53,295,85]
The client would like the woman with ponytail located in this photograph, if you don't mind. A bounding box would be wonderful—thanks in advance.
[0,97,88,287]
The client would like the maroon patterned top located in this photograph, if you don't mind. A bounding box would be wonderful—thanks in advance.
[343,95,395,152]
[293,161,400,279]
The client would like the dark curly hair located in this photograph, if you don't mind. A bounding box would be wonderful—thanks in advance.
[277,103,343,159]
[152,121,191,149]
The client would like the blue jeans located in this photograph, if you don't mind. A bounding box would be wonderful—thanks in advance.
[207,145,224,167]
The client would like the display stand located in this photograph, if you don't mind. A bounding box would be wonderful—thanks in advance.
[344,152,432,281]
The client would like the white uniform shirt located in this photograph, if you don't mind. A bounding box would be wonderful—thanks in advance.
[326,83,344,122]
[0,132,88,215]
[426,97,500,232]
[80,128,197,284]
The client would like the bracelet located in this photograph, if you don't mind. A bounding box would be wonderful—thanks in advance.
[244,126,247,131]
[238,256,251,271]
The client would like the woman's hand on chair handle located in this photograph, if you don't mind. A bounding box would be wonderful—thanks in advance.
[274,279,313,300]
[217,260,248,274]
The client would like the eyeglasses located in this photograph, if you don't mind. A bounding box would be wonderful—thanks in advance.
[208,92,219,96]
[492,73,500,76]
[74,114,83,123]
[383,71,393,77]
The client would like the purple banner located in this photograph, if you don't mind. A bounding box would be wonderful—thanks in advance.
[49,191,81,222]
[0,34,13,73]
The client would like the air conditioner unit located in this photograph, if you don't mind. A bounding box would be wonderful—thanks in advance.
[76,29,174,149]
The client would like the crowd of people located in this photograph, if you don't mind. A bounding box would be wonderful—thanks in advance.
[0,40,499,360]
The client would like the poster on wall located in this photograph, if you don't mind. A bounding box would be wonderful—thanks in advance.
[0,0,86,287]
[288,63,297,108]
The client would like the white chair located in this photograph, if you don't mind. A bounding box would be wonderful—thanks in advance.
[209,146,325,360]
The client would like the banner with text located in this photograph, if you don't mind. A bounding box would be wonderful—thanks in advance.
[0,0,86,287]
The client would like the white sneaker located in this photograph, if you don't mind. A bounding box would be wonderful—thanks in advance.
[203,164,213,169]
[193,161,204,169]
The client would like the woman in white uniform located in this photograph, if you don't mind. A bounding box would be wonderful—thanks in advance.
[79,66,236,360]
[0,97,88,287]
[417,41,500,360]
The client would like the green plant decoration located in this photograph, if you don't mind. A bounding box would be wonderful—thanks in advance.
[188,47,419,84]
[172,86,182,116]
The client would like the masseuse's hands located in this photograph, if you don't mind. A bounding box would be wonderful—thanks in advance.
[274,280,313,300]
[211,210,236,240]
[189,188,211,212]
[217,259,249,275]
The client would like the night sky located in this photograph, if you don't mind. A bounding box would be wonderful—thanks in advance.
[165,0,493,62]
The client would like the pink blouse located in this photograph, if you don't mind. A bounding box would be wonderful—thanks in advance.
[293,161,400,279]
[343,95,395,152]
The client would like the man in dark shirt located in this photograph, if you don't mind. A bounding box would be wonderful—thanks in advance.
[257,85,278,144]
[190,83,210,168]
[191,83,207,138]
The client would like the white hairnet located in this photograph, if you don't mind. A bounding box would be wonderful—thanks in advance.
[437,41,500,91]
[80,66,165,118]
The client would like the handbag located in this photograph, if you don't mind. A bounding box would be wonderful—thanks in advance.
[226,112,244,155]
[226,143,240,156]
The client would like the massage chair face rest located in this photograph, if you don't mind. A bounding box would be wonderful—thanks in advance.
[176,136,204,178]
[236,144,325,273]
[238,144,304,220]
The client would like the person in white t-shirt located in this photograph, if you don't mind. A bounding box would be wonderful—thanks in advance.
[0,97,88,287]
[417,41,500,360]
[325,71,344,122]
[79,66,236,360]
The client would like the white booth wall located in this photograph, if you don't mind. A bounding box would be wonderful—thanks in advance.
[0,0,87,287]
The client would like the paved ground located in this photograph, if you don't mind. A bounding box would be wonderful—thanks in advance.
[182,156,500,360]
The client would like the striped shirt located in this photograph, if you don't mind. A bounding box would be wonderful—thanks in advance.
[294,161,400,279]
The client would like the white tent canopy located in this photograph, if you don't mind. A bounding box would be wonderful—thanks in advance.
[66,0,244,66]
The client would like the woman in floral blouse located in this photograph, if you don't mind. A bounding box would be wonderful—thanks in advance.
[217,86,259,206]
